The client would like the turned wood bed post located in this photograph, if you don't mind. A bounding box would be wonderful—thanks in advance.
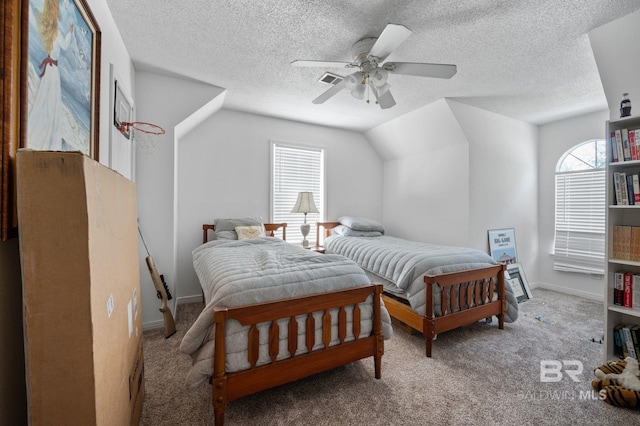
[315,221,340,248]
[498,266,506,330]
[373,284,384,378]
[203,224,216,244]
[213,309,228,426]
[424,278,436,358]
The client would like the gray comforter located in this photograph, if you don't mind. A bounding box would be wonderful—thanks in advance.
[180,237,393,387]
[324,235,518,322]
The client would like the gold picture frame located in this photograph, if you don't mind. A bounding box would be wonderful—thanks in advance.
[0,0,101,241]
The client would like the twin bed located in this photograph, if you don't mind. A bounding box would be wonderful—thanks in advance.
[181,216,518,424]
[315,217,518,357]
[180,218,392,425]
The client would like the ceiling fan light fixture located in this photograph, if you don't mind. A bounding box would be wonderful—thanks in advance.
[344,73,360,90]
[351,83,366,100]
[370,68,389,86]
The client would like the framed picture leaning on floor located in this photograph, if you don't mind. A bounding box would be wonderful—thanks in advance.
[505,263,532,303]
[488,228,517,264]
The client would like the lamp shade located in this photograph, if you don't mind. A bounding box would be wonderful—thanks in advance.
[351,83,366,100]
[370,68,388,86]
[290,192,319,214]
[344,73,359,90]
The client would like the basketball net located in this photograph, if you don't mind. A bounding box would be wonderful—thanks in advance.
[120,121,165,154]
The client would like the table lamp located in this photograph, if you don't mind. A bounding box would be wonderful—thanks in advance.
[291,191,318,247]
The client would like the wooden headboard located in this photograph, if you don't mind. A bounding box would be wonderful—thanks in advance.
[315,221,340,248]
[202,223,287,244]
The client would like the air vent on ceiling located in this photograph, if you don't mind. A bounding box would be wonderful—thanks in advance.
[318,72,343,85]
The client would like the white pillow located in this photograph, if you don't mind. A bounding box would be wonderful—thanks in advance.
[338,216,385,233]
[235,225,265,240]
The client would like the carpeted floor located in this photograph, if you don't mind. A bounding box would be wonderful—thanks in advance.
[140,288,639,425]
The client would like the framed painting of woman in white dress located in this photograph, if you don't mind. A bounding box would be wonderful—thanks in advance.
[23,0,101,158]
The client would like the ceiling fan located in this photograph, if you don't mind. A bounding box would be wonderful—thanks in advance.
[291,23,457,109]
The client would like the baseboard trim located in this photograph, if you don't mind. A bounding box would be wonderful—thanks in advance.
[142,295,202,330]
[142,319,164,331]
[530,281,603,302]
[177,294,203,305]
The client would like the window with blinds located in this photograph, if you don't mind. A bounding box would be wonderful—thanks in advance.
[553,139,606,274]
[271,142,324,244]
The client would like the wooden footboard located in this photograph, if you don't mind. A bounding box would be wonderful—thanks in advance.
[212,284,384,425]
[382,264,506,357]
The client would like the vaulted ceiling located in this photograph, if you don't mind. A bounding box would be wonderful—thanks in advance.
[105,0,640,132]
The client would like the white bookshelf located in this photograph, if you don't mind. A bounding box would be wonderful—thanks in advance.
[605,115,640,362]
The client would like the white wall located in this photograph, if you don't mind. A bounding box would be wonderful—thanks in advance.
[589,8,640,122]
[447,100,539,259]
[134,72,225,328]
[365,98,539,281]
[87,0,135,171]
[176,109,383,299]
[537,110,608,300]
[366,99,470,246]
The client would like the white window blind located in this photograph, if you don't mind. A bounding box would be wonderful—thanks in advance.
[271,142,324,244]
[553,170,605,274]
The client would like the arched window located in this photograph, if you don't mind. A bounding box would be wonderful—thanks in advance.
[554,139,606,274]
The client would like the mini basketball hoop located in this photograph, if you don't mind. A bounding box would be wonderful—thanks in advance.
[120,121,165,153]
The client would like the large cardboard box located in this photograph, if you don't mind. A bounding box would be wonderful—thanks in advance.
[16,151,144,426]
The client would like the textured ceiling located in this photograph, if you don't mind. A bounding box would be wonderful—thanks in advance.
[105,0,640,132]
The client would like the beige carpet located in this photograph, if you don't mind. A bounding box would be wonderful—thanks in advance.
[140,289,638,425]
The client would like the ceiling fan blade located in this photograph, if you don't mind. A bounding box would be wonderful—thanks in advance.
[291,60,352,68]
[371,86,396,109]
[312,79,347,104]
[385,62,457,79]
[368,24,412,62]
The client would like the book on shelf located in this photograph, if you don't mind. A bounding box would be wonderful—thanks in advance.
[631,325,640,361]
[613,225,632,260]
[613,272,640,307]
[613,172,632,205]
[610,128,640,163]
[634,174,640,203]
[616,129,624,162]
[622,128,632,161]
[614,287,625,305]
[613,324,624,358]
[621,325,637,360]
[613,171,624,205]
[631,227,640,261]
[614,272,624,305]
[624,273,634,308]
[627,174,635,205]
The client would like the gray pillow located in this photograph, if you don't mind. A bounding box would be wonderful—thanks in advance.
[338,216,384,233]
[213,217,264,240]
[332,224,383,237]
